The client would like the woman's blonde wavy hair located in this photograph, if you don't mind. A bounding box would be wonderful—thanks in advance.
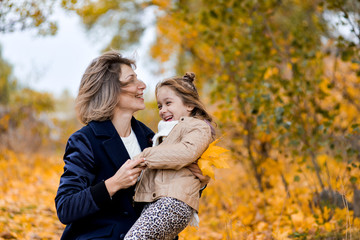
[75,51,136,125]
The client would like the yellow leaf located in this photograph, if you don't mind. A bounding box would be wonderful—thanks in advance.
[198,139,230,179]
[198,159,215,179]
[291,211,304,227]
[323,222,333,232]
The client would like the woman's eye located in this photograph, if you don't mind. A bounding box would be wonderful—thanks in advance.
[122,78,135,87]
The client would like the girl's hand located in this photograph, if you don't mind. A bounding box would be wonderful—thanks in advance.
[187,162,210,188]
[105,158,145,197]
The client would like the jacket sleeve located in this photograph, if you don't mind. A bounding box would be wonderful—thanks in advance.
[137,119,212,170]
[55,131,109,224]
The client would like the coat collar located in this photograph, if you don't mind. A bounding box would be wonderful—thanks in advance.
[88,118,151,150]
[88,118,152,169]
[88,120,117,137]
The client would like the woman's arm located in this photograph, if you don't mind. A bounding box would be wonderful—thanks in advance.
[137,119,213,170]
[55,131,100,224]
[55,131,145,224]
[105,158,144,197]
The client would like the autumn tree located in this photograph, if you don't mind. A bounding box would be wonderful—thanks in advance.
[0,47,16,105]
[0,0,58,35]
[140,0,360,238]
[60,0,149,51]
[148,0,359,181]
[0,47,55,153]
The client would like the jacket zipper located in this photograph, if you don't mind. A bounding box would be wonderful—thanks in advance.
[134,167,146,200]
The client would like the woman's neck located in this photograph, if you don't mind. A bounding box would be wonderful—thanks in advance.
[111,110,133,137]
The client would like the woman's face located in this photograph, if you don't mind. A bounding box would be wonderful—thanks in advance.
[156,86,193,121]
[116,64,146,113]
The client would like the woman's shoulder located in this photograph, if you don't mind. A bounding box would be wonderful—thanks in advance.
[70,123,93,137]
[66,126,92,145]
[66,122,101,148]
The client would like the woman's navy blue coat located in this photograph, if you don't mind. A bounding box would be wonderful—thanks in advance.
[55,118,154,240]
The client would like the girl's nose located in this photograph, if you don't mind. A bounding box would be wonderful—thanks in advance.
[159,106,167,115]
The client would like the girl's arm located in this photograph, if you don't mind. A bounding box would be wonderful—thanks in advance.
[135,119,213,170]
[186,162,211,188]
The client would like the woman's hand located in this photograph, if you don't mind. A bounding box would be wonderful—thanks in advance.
[187,163,210,189]
[105,158,145,197]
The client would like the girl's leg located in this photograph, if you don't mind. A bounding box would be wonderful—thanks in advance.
[124,197,193,240]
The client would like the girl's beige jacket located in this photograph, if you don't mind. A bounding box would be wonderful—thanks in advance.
[133,117,213,211]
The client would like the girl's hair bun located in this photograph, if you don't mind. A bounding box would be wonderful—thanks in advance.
[183,72,195,83]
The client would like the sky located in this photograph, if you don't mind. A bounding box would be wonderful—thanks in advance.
[0,7,165,101]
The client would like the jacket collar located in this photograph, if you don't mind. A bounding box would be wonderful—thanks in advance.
[88,120,117,137]
[88,118,151,150]
[88,118,152,169]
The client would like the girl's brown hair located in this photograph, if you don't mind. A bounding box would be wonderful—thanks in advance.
[155,72,213,124]
[75,51,136,125]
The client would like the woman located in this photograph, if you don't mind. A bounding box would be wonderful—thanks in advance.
[55,51,209,240]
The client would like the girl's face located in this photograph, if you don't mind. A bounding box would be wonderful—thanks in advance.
[116,64,146,113]
[156,86,193,121]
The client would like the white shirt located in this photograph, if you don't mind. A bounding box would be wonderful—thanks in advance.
[121,128,141,159]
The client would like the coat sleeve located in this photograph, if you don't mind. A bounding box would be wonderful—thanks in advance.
[55,131,106,224]
[137,119,212,170]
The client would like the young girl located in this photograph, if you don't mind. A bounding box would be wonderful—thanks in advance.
[124,72,215,240]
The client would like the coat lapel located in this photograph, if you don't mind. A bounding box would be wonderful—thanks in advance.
[103,137,130,169]
[89,118,153,170]
[131,117,151,151]
[89,120,130,169]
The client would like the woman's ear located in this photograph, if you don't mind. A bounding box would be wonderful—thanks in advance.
[187,105,194,112]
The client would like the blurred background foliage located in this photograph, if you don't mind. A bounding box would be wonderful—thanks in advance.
[1,0,360,239]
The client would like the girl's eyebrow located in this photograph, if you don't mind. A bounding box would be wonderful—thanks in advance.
[157,98,168,105]
[157,97,173,104]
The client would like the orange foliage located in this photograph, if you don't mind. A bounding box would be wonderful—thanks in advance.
[179,156,360,240]
[0,150,64,239]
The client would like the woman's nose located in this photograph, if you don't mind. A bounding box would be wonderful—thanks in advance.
[137,79,146,90]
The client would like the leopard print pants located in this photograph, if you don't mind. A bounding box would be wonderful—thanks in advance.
[124,197,193,240]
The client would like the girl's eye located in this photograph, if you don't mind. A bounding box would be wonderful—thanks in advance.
[166,102,171,105]
[158,105,162,110]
